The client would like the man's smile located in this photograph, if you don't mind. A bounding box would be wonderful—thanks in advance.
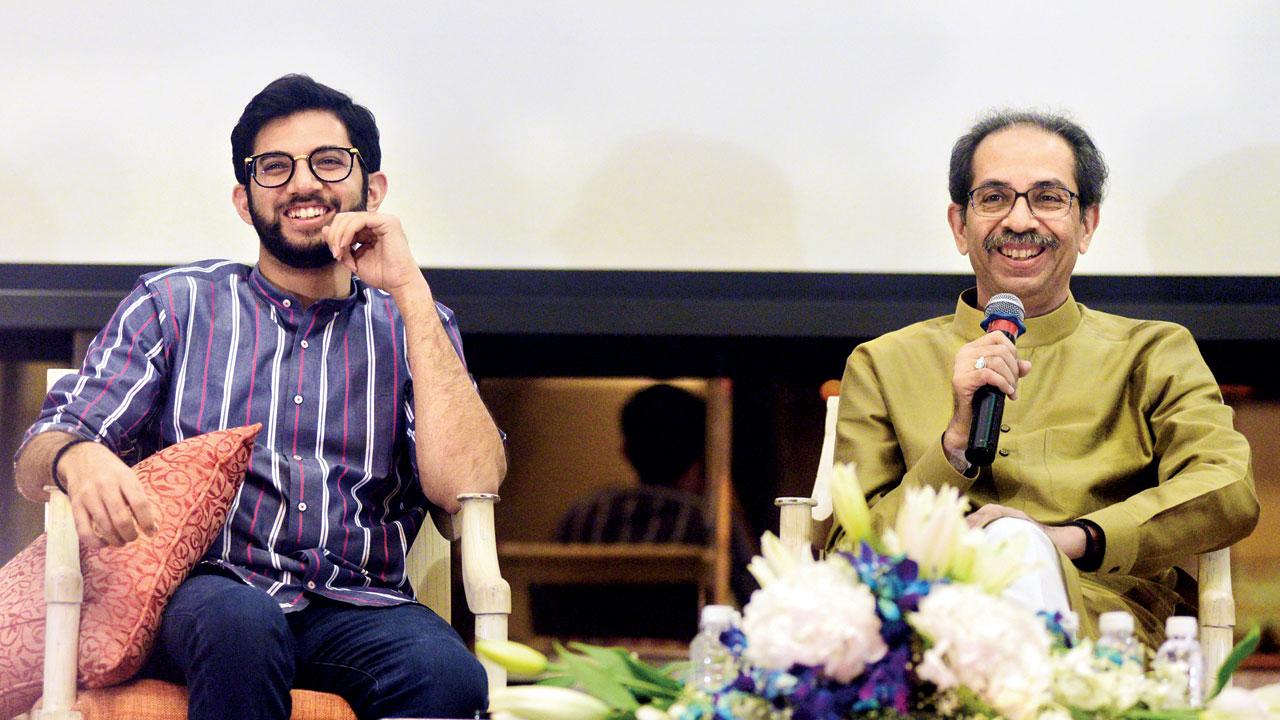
[285,205,329,220]
[280,200,337,232]
[994,244,1046,261]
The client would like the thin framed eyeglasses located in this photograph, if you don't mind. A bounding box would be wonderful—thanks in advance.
[967,183,1077,219]
[244,146,363,189]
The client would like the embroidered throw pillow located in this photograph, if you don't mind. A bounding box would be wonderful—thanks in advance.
[0,425,260,719]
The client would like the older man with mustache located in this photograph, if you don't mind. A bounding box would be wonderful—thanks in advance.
[829,111,1258,646]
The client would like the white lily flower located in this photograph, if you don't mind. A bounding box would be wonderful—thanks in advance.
[967,529,1031,594]
[635,705,674,720]
[747,531,811,588]
[1205,683,1280,719]
[885,485,969,580]
[488,685,611,720]
[829,462,873,550]
[475,639,549,678]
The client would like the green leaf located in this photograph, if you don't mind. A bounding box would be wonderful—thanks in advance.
[555,642,641,711]
[659,660,690,678]
[620,652,685,694]
[1210,624,1261,700]
[568,643,639,679]
[536,673,575,687]
[615,675,681,699]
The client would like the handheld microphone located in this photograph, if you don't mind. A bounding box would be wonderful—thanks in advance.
[965,293,1026,467]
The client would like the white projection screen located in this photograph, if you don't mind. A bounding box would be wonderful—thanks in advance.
[3,2,1278,275]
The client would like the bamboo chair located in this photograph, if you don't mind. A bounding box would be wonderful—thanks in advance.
[776,384,1237,681]
[26,369,510,720]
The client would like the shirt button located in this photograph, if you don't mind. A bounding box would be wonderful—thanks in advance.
[998,448,1010,457]
[293,395,303,405]
[282,299,292,308]
[292,454,302,461]
[306,581,316,589]
[298,502,308,512]
[1000,424,1011,433]
[300,340,309,349]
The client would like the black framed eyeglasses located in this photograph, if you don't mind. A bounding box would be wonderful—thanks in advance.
[244,146,363,189]
[967,183,1078,219]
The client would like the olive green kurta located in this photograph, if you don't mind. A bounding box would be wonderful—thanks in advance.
[833,290,1259,645]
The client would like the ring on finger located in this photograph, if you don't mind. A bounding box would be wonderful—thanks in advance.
[974,355,987,370]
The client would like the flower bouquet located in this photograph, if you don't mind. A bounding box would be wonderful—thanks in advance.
[482,464,1272,720]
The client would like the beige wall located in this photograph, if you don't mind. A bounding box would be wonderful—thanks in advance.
[0,361,58,563]
[1227,397,1280,639]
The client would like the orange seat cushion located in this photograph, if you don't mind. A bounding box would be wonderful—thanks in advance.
[75,678,356,720]
[0,426,260,718]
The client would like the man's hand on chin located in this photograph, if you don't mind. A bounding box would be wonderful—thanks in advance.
[322,211,427,297]
[965,503,1087,560]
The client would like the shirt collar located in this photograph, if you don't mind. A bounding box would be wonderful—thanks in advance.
[248,265,362,314]
[952,288,1083,348]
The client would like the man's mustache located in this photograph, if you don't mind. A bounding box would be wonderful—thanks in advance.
[275,194,339,212]
[983,231,1058,252]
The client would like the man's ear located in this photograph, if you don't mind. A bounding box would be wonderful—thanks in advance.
[365,172,388,211]
[948,203,970,255]
[232,185,253,226]
[1078,204,1100,254]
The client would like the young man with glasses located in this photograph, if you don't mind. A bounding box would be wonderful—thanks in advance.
[829,111,1258,646]
[15,74,506,719]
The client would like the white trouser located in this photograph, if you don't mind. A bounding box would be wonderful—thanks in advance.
[983,517,1073,631]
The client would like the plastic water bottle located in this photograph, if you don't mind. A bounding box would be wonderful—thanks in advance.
[689,604,737,693]
[1096,610,1143,668]
[1153,616,1204,707]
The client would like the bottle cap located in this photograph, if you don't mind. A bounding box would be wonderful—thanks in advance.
[1165,615,1198,638]
[700,604,736,627]
[1099,610,1134,635]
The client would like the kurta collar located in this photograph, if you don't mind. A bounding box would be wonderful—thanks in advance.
[249,264,361,315]
[952,288,1083,348]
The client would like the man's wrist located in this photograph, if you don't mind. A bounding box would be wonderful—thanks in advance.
[387,273,431,305]
[50,437,96,494]
[1067,519,1106,571]
[941,432,977,477]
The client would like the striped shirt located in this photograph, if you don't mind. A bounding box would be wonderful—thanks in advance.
[23,260,467,610]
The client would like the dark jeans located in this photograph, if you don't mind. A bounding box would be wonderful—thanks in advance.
[139,571,487,720]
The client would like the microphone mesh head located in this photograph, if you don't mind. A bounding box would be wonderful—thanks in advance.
[984,293,1025,324]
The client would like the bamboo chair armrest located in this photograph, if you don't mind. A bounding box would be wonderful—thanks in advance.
[776,497,816,555]
[457,493,510,696]
[457,493,511,616]
[37,489,84,719]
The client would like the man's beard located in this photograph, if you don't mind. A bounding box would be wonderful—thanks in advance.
[983,230,1058,252]
[248,183,368,270]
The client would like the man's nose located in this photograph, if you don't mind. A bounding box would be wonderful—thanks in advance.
[285,158,323,193]
[1001,195,1040,233]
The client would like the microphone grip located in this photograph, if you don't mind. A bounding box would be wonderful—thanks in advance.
[965,385,1005,467]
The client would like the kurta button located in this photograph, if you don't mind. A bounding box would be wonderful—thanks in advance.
[298,502,308,512]
[1000,424,1010,432]
[292,454,302,461]
[293,395,303,405]
[300,340,309,349]
[282,299,292,308]
[998,448,1010,457]
[306,581,316,589]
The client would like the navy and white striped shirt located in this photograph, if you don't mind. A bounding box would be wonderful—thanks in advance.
[24,260,467,610]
